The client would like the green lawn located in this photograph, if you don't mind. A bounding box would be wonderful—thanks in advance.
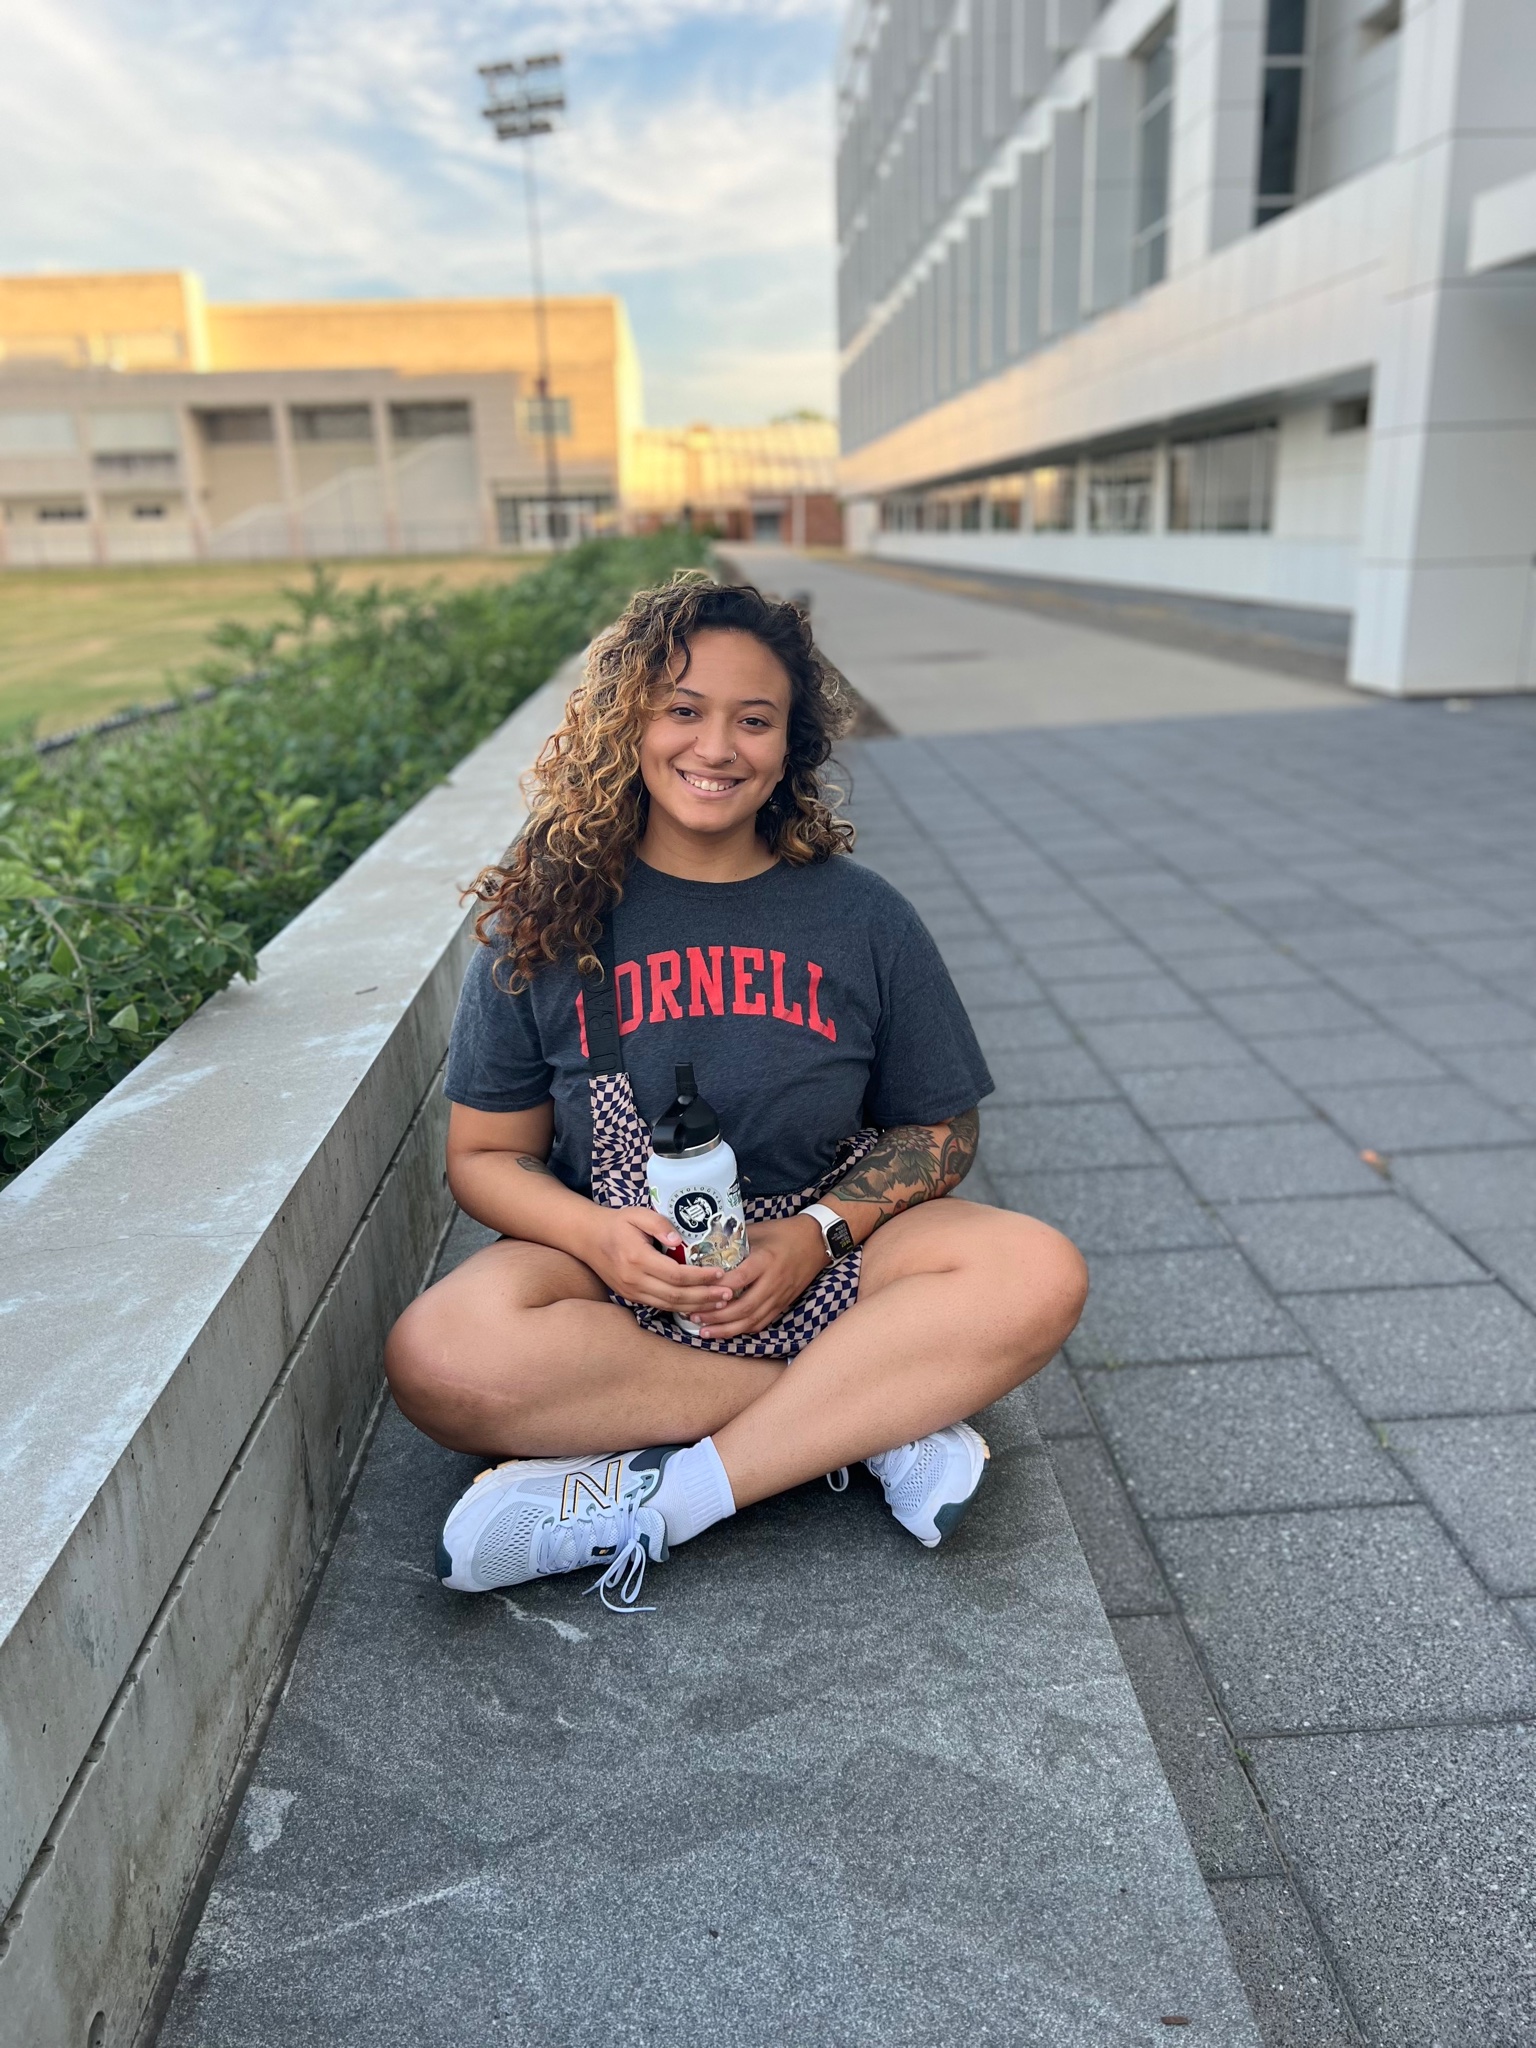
[0,554,538,739]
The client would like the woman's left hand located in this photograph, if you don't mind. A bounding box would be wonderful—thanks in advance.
[692,1215,830,1340]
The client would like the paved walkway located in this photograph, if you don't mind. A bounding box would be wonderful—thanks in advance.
[848,697,1536,2047]
[728,546,1356,732]
[159,568,1536,2046]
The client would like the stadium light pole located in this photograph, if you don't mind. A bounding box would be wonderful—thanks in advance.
[479,52,567,548]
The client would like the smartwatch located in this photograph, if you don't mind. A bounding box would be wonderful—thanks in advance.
[800,1201,855,1264]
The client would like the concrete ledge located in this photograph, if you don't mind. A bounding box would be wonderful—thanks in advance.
[0,661,577,2045]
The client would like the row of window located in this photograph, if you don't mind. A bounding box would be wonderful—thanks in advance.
[878,426,1278,538]
[0,398,571,460]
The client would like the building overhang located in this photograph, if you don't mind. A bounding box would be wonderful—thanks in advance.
[1467,168,1536,276]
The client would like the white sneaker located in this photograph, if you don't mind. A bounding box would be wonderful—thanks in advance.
[436,1448,675,1611]
[865,1423,991,1548]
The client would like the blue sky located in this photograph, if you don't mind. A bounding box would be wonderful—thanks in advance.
[0,0,844,423]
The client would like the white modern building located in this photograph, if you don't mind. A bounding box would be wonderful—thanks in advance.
[836,0,1536,694]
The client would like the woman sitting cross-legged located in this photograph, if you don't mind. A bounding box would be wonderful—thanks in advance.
[385,575,1088,1609]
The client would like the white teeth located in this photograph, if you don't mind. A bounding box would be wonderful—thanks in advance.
[680,771,737,792]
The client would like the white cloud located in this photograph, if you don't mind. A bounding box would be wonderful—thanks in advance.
[0,0,841,422]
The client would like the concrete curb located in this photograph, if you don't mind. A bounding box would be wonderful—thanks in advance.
[0,656,580,2048]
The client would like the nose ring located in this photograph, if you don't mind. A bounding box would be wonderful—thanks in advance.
[724,751,738,763]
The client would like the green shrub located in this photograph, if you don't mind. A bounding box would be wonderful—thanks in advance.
[0,531,710,1182]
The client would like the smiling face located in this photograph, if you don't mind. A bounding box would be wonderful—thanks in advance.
[638,628,792,850]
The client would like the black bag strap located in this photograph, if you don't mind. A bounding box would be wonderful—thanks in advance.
[583,920,624,1075]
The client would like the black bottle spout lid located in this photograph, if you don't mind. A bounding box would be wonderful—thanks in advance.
[650,1063,721,1156]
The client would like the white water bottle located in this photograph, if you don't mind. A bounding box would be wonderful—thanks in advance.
[647,1063,748,1337]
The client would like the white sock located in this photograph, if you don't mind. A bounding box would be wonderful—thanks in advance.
[651,1437,737,1547]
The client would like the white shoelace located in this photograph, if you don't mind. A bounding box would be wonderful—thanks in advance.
[826,1467,849,1492]
[534,1503,654,1614]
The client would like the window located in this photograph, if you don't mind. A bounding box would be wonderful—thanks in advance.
[38,503,88,521]
[94,451,178,479]
[1028,466,1077,532]
[523,396,573,439]
[291,405,373,443]
[1088,450,1156,532]
[1167,425,1276,531]
[87,409,178,454]
[132,503,167,520]
[1256,0,1308,224]
[988,476,1024,530]
[958,493,984,530]
[197,408,274,446]
[1133,19,1175,293]
[390,401,471,441]
[0,411,76,455]
[1328,395,1370,434]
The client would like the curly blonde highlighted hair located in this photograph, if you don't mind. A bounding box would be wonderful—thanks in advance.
[470,571,857,989]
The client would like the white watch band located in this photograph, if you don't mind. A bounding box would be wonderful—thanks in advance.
[800,1202,845,1258]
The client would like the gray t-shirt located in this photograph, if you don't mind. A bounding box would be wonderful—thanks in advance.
[443,856,993,1199]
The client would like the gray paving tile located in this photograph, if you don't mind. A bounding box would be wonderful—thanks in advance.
[1208,1879,1360,2048]
[1393,996,1536,1050]
[1221,1195,1484,1293]
[1020,939,1159,981]
[1387,1414,1536,1595]
[986,1101,1166,1170]
[1289,1286,1536,1418]
[1308,1079,1531,1152]
[1153,1507,1536,1732]
[1020,1355,1093,1438]
[992,1164,1226,1253]
[1435,932,1536,977]
[936,933,1013,970]
[1389,1145,1536,1235]
[1048,974,1203,1023]
[1066,1249,1307,1367]
[1165,1124,1383,1201]
[970,1004,1075,1054]
[1085,1360,1410,1517]
[1257,1032,1445,1088]
[983,1045,1118,1105]
[1081,1016,1251,1071]
[1443,1041,1536,1112]
[1111,1617,1278,1882]
[952,962,1045,1010]
[1247,1726,1536,2048]
[1459,1225,1536,1314]
[1133,918,1269,957]
[1211,989,1376,1037]
[993,913,1125,950]
[1172,950,1317,995]
[1118,1063,1312,1129]
[1513,1599,1536,1647]
[1044,1436,1170,1614]
[1324,958,1479,1005]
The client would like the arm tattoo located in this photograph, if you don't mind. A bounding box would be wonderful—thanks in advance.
[514,1152,553,1175]
[828,1106,979,1222]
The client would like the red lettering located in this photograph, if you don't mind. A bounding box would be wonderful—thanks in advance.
[731,946,767,1016]
[575,989,589,1059]
[770,950,803,1026]
[686,945,725,1018]
[648,950,683,1022]
[807,961,837,1042]
[615,960,643,1036]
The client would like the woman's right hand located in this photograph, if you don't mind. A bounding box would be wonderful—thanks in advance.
[576,1204,738,1317]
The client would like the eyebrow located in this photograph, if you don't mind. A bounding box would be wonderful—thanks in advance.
[672,685,783,710]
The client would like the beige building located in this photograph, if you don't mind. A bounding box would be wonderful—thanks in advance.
[0,271,641,563]
[627,418,844,546]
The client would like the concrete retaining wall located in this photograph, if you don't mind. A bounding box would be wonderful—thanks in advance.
[0,661,575,2047]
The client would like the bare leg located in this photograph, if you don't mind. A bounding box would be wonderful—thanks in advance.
[385,1240,781,1455]
[714,1203,1085,1507]
[386,1205,1086,1492]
